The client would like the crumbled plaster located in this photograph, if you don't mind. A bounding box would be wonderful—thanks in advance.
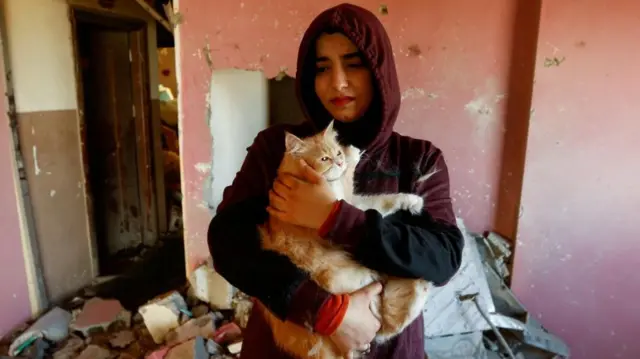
[464,77,506,143]
[32,146,41,175]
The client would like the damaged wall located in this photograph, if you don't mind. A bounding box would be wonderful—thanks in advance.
[512,0,640,358]
[177,0,517,270]
[0,14,33,336]
[2,0,162,304]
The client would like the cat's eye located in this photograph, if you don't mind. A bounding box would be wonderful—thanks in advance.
[321,156,330,162]
[337,151,342,156]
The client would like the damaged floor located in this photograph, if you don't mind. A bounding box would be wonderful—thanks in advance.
[0,236,252,359]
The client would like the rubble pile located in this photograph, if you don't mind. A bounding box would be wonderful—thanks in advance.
[0,262,252,359]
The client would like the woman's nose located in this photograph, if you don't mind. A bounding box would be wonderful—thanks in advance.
[331,66,348,90]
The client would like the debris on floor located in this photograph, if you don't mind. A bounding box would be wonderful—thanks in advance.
[0,257,249,359]
[423,219,570,359]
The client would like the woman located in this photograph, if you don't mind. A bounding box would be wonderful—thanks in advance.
[208,3,464,358]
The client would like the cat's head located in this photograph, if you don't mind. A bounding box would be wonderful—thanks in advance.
[284,121,347,181]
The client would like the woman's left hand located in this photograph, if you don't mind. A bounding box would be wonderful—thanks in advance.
[267,159,337,230]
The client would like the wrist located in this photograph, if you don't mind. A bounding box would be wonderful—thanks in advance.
[314,293,350,336]
[318,200,342,236]
[287,279,332,329]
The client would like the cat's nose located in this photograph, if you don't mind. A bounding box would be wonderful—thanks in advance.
[336,161,344,167]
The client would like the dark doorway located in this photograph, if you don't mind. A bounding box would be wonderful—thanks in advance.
[73,12,157,275]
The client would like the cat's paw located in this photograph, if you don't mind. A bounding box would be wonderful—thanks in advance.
[398,194,424,215]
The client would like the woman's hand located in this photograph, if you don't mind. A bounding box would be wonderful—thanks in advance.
[267,159,337,230]
[330,282,382,357]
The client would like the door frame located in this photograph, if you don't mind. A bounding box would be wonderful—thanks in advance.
[69,7,164,275]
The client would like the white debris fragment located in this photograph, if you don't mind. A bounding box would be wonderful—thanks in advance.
[138,291,188,344]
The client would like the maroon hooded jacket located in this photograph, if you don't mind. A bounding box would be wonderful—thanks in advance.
[208,3,463,358]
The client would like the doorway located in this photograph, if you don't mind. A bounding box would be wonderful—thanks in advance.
[73,11,160,276]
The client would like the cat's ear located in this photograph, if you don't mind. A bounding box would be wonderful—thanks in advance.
[285,132,305,153]
[323,120,337,139]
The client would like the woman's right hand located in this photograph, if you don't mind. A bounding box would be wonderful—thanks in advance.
[330,282,383,356]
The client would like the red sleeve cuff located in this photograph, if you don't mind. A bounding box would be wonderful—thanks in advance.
[314,293,349,336]
[286,279,332,329]
[318,200,342,237]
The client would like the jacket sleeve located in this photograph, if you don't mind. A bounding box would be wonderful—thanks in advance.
[321,149,464,286]
[207,130,331,326]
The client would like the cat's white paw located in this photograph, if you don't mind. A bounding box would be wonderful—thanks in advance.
[399,194,424,215]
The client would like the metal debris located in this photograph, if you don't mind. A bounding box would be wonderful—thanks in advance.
[424,219,570,359]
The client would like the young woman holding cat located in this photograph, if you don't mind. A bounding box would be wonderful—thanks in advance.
[208,3,464,359]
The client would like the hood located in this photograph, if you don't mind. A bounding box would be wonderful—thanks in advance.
[295,3,401,152]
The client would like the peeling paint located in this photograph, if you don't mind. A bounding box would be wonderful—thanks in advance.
[32,146,41,175]
[194,162,211,174]
[400,87,425,101]
[202,40,213,70]
[543,56,565,67]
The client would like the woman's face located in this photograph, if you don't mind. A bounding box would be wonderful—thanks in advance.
[314,33,374,123]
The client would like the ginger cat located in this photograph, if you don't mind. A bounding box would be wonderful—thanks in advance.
[257,121,431,359]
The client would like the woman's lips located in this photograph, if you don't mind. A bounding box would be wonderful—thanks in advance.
[330,96,355,107]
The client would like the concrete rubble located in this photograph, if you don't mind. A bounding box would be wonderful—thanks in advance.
[0,259,251,359]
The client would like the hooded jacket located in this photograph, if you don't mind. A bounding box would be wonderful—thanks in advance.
[208,3,463,358]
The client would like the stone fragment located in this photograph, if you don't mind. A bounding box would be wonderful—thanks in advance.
[52,337,85,359]
[165,336,209,359]
[75,344,111,359]
[71,298,130,336]
[9,307,72,355]
[109,330,135,348]
[188,262,233,310]
[138,291,188,344]
[165,313,216,346]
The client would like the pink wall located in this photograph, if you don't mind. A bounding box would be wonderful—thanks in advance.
[512,1,640,358]
[0,48,31,335]
[177,0,515,268]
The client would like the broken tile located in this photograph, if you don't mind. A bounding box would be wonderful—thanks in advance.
[109,330,135,348]
[52,337,85,359]
[165,336,208,359]
[76,344,111,359]
[138,291,188,344]
[71,298,130,336]
[8,307,71,355]
[165,313,216,346]
[188,262,234,310]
